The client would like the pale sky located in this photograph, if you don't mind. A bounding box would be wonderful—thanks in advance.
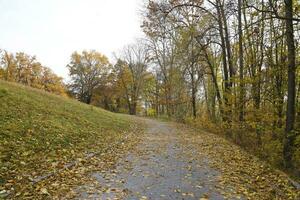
[0,0,144,79]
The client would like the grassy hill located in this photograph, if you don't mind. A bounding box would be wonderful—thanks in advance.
[0,80,138,198]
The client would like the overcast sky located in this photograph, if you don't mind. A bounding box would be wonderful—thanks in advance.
[0,0,144,79]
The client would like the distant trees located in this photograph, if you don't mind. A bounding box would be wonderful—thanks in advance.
[66,46,150,115]
[0,50,66,96]
[67,50,111,104]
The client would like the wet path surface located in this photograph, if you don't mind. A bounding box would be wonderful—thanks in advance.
[76,119,228,199]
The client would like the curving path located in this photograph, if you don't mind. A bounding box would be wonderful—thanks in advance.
[77,119,235,199]
[76,118,299,200]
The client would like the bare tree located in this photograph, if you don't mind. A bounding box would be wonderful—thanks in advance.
[115,41,150,115]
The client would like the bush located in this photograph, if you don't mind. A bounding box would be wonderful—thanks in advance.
[263,139,284,167]
[293,133,300,172]
[146,108,156,117]
[0,88,8,98]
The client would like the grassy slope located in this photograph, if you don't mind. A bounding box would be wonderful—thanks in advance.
[0,80,133,191]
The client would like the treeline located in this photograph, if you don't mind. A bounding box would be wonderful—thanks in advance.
[138,0,300,174]
[64,0,300,175]
[1,0,299,176]
[0,50,66,96]
[66,45,151,115]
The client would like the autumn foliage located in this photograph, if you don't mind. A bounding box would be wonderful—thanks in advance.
[0,50,66,96]
[139,0,300,177]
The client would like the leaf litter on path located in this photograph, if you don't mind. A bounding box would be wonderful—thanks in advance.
[76,118,299,200]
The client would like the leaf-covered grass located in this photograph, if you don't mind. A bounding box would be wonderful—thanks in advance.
[0,80,134,196]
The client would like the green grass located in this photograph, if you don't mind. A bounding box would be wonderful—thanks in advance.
[0,80,133,189]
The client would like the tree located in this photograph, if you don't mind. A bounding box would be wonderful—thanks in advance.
[143,1,179,116]
[238,0,244,123]
[114,42,149,115]
[67,50,111,104]
[41,67,66,96]
[1,50,16,81]
[283,0,297,169]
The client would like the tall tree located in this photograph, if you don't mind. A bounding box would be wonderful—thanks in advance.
[283,0,297,169]
[238,0,244,122]
[114,42,149,115]
[67,50,110,104]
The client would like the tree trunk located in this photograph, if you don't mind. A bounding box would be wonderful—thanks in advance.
[203,78,212,120]
[86,94,92,104]
[191,85,197,118]
[191,65,197,118]
[203,49,223,118]
[283,0,296,169]
[216,2,230,123]
[155,78,159,116]
[220,1,235,80]
[238,0,244,122]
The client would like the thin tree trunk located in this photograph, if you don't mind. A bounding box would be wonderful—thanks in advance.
[220,2,235,80]
[155,78,159,116]
[203,50,223,116]
[192,86,197,118]
[203,78,212,120]
[238,0,244,122]
[191,65,197,118]
[216,2,230,123]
